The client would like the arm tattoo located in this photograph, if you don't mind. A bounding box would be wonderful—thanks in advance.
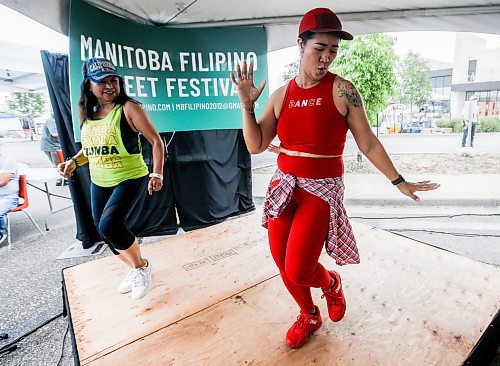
[338,80,362,108]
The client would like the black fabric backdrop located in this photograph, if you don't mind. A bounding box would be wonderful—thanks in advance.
[40,51,255,243]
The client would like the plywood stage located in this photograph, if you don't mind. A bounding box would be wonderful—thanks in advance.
[63,213,500,365]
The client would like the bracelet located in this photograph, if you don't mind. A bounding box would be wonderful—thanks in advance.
[149,172,163,180]
[67,156,79,167]
[391,174,405,186]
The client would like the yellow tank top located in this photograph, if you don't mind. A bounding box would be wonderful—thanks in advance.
[81,104,148,187]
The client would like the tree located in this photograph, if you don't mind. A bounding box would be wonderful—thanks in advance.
[332,34,397,125]
[7,91,45,120]
[6,92,45,139]
[394,51,432,115]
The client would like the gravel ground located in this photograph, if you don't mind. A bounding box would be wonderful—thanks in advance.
[0,222,103,366]
[253,152,500,175]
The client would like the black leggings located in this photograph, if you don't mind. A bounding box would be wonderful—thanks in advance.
[90,176,147,255]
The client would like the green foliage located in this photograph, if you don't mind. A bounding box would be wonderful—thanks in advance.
[436,116,500,133]
[394,52,432,109]
[477,116,500,132]
[435,118,463,133]
[332,34,397,125]
[282,58,299,84]
[6,92,45,121]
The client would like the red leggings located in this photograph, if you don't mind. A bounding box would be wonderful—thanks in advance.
[267,185,333,314]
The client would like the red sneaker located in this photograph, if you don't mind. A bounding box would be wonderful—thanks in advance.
[321,270,346,322]
[285,306,322,349]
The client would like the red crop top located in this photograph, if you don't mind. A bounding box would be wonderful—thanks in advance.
[277,72,348,156]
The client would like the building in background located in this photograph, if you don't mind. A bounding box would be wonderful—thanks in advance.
[427,60,452,117]
[428,33,500,120]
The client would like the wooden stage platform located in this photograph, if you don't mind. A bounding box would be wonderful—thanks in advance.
[63,213,500,365]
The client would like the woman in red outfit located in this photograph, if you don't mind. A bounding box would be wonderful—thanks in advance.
[230,8,439,349]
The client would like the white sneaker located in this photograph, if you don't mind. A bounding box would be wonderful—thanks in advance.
[0,233,7,245]
[130,259,152,300]
[117,268,135,294]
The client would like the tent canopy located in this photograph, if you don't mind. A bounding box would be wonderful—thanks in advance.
[1,0,500,51]
[0,69,45,93]
[0,40,48,93]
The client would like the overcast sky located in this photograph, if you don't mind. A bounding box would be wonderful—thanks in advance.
[0,4,67,53]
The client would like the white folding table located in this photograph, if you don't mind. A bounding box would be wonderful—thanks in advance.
[20,167,73,231]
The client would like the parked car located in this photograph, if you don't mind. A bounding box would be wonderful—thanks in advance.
[400,120,423,134]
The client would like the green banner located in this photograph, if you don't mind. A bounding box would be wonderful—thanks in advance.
[69,0,268,140]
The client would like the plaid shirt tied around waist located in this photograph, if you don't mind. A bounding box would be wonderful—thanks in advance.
[262,169,360,266]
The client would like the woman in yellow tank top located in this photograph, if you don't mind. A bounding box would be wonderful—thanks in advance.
[58,57,164,300]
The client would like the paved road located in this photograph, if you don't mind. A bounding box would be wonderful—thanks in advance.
[5,133,500,171]
[252,132,500,168]
[346,204,500,267]
[1,138,53,168]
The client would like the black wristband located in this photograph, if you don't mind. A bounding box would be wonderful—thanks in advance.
[391,174,405,186]
[67,156,79,167]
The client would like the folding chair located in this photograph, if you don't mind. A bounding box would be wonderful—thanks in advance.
[6,175,45,250]
[55,149,70,187]
[56,149,64,164]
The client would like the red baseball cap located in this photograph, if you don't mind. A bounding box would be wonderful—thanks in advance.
[299,8,353,40]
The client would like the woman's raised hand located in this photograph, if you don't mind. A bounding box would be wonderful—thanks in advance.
[230,60,266,109]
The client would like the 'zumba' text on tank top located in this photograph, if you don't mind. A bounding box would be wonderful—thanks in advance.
[81,104,148,187]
